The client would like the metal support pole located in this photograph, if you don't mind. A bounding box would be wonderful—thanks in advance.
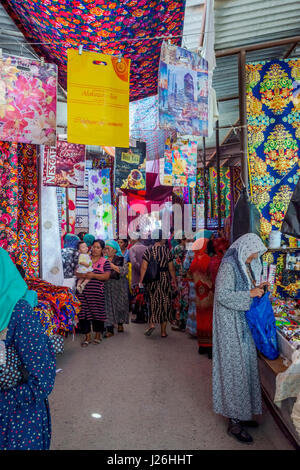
[215,120,222,231]
[202,137,208,229]
[238,49,248,190]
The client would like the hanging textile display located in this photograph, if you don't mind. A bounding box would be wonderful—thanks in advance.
[40,147,64,285]
[88,169,114,240]
[208,167,231,219]
[160,137,197,187]
[195,167,243,220]
[158,42,208,135]
[115,142,146,191]
[15,144,39,277]
[0,54,57,145]
[0,142,18,252]
[43,140,86,187]
[246,59,300,300]
[67,49,130,147]
[246,58,300,240]
[75,188,89,231]
[0,142,39,276]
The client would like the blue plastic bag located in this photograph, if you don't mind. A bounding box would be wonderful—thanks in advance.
[245,292,279,360]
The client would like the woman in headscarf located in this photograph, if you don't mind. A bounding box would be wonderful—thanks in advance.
[189,236,214,358]
[171,234,189,332]
[75,239,111,347]
[212,233,268,444]
[140,230,177,338]
[104,240,129,337]
[0,248,56,450]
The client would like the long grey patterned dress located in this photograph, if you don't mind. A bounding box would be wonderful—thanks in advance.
[104,256,129,325]
[212,233,267,421]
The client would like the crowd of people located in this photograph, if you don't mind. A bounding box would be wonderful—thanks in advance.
[0,228,271,449]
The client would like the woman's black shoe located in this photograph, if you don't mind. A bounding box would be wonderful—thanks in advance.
[227,420,253,444]
[198,346,209,355]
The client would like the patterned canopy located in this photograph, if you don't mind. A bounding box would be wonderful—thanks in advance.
[3,0,185,101]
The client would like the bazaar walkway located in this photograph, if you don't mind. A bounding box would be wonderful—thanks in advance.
[50,322,293,450]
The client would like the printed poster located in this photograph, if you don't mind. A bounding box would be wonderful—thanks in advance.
[67,49,130,147]
[88,169,114,240]
[160,137,197,187]
[115,142,146,191]
[43,139,86,187]
[158,42,208,136]
[0,54,57,145]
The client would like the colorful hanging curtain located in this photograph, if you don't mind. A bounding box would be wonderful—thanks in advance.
[58,188,76,245]
[75,188,89,232]
[43,140,86,188]
[158,42,208,135]
[246,58,300,299]
[0,54,56,145]
[3,1,185,102]
[246,59,300,239]
[208,167,231,220]
[160,137,197,187]
[115,142,146,191]
[88,169,114,240]
[195,167,242,220]
[0,141,39,277]
[15,144,39,277]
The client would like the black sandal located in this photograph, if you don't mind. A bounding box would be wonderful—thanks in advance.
[227,421,253,444]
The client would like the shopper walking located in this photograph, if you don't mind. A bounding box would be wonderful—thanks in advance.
[104,240,129,336]
[171,236,189,332]
[129,236,147,291]
[75,240,111,347]
[0,248,56,450]
[212,233,267,444]
[140,230,177,338]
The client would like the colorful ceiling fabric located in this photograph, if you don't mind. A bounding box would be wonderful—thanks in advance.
[0,55,57,145]
[246,59,300,240]
[3,0,185,101]
[0,141,39,277]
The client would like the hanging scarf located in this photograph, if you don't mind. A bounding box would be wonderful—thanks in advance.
[0,248,28,332]
[106,240,123,257]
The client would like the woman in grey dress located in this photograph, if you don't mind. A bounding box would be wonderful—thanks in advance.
[212,233,268,444]
[104,240,129,337]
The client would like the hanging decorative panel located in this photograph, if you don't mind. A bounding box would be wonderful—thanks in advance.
[0,142,18,252]
[115,142,146,191]
[246,59,300,239]
[3,0,185,102]
[246,59,300,299]
[15,144,39,277]
[88,169,114,240]
[158,42,208,135]
[0,55,57,145]
[160,137,197,187]
[43,140,86,188]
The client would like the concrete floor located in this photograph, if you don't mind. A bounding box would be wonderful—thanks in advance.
[49,321,294,450]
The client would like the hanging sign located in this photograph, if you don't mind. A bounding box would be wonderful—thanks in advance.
[0,54,57,145]
[88,168,114,240]
[158,42,208,136]
[67,49,130,147]
[160,137,198,187]
[114,142,146,191]
[43,139,86,188]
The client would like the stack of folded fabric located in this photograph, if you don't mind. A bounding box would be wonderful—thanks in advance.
[27,278,80,336]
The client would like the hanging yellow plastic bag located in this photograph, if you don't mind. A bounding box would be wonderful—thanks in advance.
[67,49,130,147]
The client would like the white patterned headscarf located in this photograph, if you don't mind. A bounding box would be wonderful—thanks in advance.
[223,233,267,288]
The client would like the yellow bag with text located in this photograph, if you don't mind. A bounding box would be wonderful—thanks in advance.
[67,49,130,147]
